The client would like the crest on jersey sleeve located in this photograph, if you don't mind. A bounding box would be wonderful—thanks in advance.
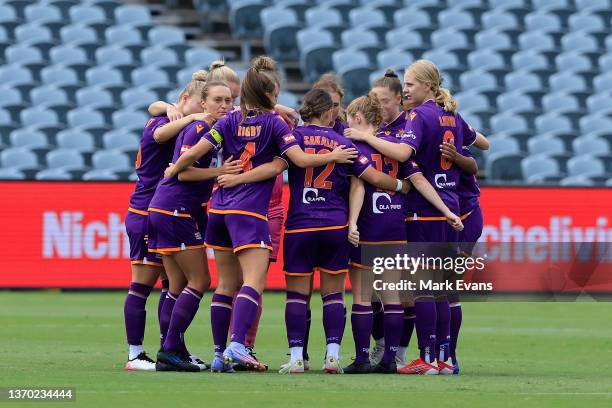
[409,111,417,121]
[196,124,204,134]
[283,134,296,143]
[359,155,369,165]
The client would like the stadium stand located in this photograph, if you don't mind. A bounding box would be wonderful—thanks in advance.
[0,0,610,186]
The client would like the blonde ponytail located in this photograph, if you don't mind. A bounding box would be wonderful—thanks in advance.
[435,86,457,114]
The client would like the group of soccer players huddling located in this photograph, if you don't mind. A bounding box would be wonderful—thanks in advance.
[122,55,489,376]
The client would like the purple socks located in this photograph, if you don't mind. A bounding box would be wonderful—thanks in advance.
[285,291,309,348]
[371,301,384,341]
[211,293,233,354]
[322,292,345,345]
[415,297,437,363]
[230,286,260,345]
[436,300,451,362]
[351,304,373,364]
[400,306,415,348]
[163,287,202,352]
[124,282,153,346]
[450,302,462,362]
[382,304,403,364]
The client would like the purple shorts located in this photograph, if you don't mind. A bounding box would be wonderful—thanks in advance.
[283,226,349,276]
[205,210,272,253]
[124,209,162,266]
[459,206,483,256]
[147,209,205,255]
[405,218,458,260]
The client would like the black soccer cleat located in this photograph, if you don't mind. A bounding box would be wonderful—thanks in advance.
[156,349,200,372]
[370,360,397,374]
[343,360,372,374]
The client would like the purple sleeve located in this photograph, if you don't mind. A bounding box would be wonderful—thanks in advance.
[272,117,299,155]
[180,123,208,155]
[149,116,169,133]
[352,153,372,177]
[400,111,423,152]
[401,160,422,179]
[460,115,478,147]
[203,116,228,149]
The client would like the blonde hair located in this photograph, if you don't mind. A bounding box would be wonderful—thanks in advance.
[313,72,346,121]
[406,59,457,113]
[208,60,241,85]
[181,69,208,100]
[347,93,383,128]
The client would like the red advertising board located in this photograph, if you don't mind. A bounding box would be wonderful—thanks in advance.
[0,182,610,289]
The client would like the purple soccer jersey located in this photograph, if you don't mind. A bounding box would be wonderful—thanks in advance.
[148,120,216,214]
[128,115,172,211]
[376,111,408,139]
[353,138,419,243]
[203,110,299,218]
[457,147,481,215]
[285,124,371,230]
[332,118,348,135]
[400,101,477,216]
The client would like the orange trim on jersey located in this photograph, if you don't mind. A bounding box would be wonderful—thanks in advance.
[205,243,233,251]
[128,207,149,216]
[148,208,192,218]
[359,240,408,245]
[405,215,447,222]
[284,271,314,276]
[284,224,348,234]
[318,266,349,275]
[130,260,163,267]
[350,262,373,270]
[234,243,273,253]
[460,210,473,220]
[149,244,205,253]
[208,208,268,221]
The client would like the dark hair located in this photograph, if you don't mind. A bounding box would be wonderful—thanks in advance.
[347,93,383,128]
[372,69,403,96]
[239,56,280,116]
[299,88,333,122]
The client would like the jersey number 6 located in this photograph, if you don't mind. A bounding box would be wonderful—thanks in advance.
[440,130,454,171]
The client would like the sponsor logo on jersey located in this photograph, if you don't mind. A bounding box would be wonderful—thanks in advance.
[196,124,204,134]
[373,192,401,214]
[403,130,416,140]
[302,187,325,204]
[434,173,456,189]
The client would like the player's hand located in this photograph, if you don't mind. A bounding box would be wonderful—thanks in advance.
[445,212,464,231]
[190,112,216,125]
[217,174,243,188]
[439,142,458,162]
[400,179,411,194]
[164,163,176,178]
[348,224,360,247]
[330,145,358,163]
[275,104,299,129]
[167,105,183,122]
[220,155,243,175]
[343,128,371,141]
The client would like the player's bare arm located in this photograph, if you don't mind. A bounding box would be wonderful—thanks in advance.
[177,156,243,182]
[348,176,364,247]
[440,143,478,175]
[217,157,288,188]
[408,173,463,231]
[164,136,214,178]
[284,145,358,168]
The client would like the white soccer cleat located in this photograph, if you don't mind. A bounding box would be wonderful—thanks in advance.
[125,352,156,371]
[323,355,343,374]
[279,359,305,374]
[189,354,209,371]
[437,359,454,375]
[395,349,407,368]
[369,344,384,366]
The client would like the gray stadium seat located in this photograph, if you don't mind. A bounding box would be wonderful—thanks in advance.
[50,45,89,66]
[512,51,551,72]
[105,26,143,47]
[569,13,606,34]
[549,72,588,94]
[341,29,379,50]
[0,87,24,109]
[535,113,573,136]
[560,176,595,186]
[262,7,302,61]
[112,110,148,132]
[486,151,526,182]
[505,71,543,93]
[486,136,520,155]
[579,115,612,138]
[555,52,592,73]
[305,6,343,29]
[349,7,386,29]
[103,131,139,152]
[481,10,519,31]
[542,92,580,114]
[166,88,182,103]
[490,113,529,135]
[176,66,200,88]
[41,65,79,87]
[447,0,485,8]
[525,12,562,33]
[60,24,99,45]
[438,9,475,31]
[0,65,34,88]
[148,27,185,47]
[5,44,44,65]
[69,5,107,25]
[468,49,505,71]
[431,29,469,51]
[46,149,86,170]
[185,48,223,69]
[121,87,157,110]
[386,28,426,55]
[0,5,18,25]
[0,168,26,180]
[377,49,413,70]
[140,47,179,68]
[332,49,374,101]
[30,85,70,107]
[460,70,498,92]
[9,129,51,149]
[573,137,610,156]
[86,66,124,88]
[297,28,337,83]
[586,93,612,115]
[561,32,599,53]
[66,108,106,130]
[15,24,54,45]
[567,155,605,177]
[518,31,556,52]
[594,72,612,92]
[115,4,152,27]
[521,154,561,183]
[82,169,119,181]
[527,136,566,156]
[56,129,95,152]
[131,67,171,88]
[455,91,489,113]
[496,92,535,114]
[1,148,40,170]
[20,107,60,128]
[421,49,461,71]
[95,45,134,67]
[229,0,266,40]
[599,53,612,73]
[75,86,113,108]
[474,30,513,52]
[25,4,63,24]
[277,91,299,110]
[92,150,131,171]
[35,169,73,181]
[393,8,432,31]
[575,0,611,13]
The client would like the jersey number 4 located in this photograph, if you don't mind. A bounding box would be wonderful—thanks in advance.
[304,148,335,189]
[239,142,256,171]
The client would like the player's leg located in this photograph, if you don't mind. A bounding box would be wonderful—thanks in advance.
[158,255,186,349]
[157,269,169,345]
[373,268,404,374]
[279,274,311,374]
[320,271,347,374]
[370,291,385,365]
[396,299,415,367]
[303,274,314,368]
[344,264,374,374]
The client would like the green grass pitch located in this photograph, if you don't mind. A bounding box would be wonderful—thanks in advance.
[1,292,611,407]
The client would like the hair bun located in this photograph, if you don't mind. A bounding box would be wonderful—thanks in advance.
[383,69,398,78]
[251,56,277,72]
[209,60,226,70]
[192,70,208,81]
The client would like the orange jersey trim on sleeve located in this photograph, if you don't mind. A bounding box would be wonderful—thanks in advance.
[208,208,268,221]
[284,224,348,234]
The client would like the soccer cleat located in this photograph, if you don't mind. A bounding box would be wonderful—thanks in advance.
[223,343,268,372]
[279,359,305,374]
[125,352,156,371]
[233,347,269,372]
[189,354,209,371]
[156,349,200,372]
[370,360,397,374]
[304,359,310,371]
[210,355,235,373]
[395,353,407,368]
[397,358,439,375]
[323,355,343,374]
[437,359,453,375]
[453,359,460,375]
[343,360,371,374]
[369,345,384,366]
